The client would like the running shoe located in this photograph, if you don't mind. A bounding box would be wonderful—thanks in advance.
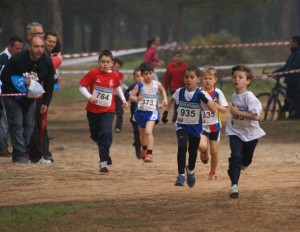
[175,175,185,186]
[185,166,196,188]
[99,161,109,173]
[141,149,147,161]
[37,157,52,164]
[200,152,209,164]
[143,154,153,163]
[208,172,217,180]
[230,184,239,198]
[135,146,142,159]
[0,149,12,157]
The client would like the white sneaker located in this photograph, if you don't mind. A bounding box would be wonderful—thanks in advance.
[99,161,109,173]
[37,157,51,164]
[230,184,239,198]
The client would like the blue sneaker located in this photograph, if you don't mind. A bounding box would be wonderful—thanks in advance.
[186,166,196,188]
[175,175,185,186]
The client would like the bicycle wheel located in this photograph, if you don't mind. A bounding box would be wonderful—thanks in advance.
[256,92,282,121]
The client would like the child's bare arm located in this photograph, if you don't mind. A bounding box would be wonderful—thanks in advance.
[129,84,140,102]
[214,103,227,114]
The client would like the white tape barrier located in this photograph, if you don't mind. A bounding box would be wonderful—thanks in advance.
[3,63,295,96]
[60,62,285,75]
[62,48,147,66]
[62,41,288,66]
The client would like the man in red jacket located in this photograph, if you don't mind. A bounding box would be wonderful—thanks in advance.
[164,51,187,122]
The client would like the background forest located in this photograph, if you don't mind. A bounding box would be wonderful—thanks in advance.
[0,0,299,67]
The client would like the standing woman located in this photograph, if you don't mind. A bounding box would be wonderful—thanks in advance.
[144,36,164,81]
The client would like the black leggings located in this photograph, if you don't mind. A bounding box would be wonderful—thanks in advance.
[176,129,200,175]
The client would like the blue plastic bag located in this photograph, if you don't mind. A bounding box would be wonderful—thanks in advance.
[10,75,27,93]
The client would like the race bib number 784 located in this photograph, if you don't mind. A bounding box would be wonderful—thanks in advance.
[92,86,113,107]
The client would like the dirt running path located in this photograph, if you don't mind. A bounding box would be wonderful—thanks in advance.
[0,100,299,231]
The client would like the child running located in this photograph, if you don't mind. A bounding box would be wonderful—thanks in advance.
[112,57,127,133]
[226,64,265,198]
[198,66,228,180]
[124,67,143,159]
[79,49,128,173]
[162,65,216,187]
[129,62,168,162]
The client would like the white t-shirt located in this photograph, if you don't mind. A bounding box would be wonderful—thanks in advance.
[225,91,265,141]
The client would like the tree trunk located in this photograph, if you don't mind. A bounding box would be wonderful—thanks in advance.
[279,0,295,40]
[48,0,64,49]
[167,0,187,43]
[89,16,102,52]
[107,0,117,50]
[62,13,74,53]
[9,2,24,37]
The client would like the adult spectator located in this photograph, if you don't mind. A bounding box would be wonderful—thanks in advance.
[164,51,187,123]
[1,36,54,164]
[25,22,44,47]
[0,36,24,157]
[274,36,300,119]
[144,36,164,81]
[28,30,62,163]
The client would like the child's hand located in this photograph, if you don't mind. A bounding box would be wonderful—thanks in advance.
[162,99,168,107]
[122,101,128,109]
[137,94,144,102]
[229,103,239,116]
[89,96,98,104]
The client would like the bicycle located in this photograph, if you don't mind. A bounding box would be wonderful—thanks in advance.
[256,70,295,121]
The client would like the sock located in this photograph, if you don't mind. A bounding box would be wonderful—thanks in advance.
[186,166,195,174]
[146,150,152,155]
[142,145,147,150]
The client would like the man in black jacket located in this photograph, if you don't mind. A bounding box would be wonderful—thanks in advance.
[0,36,54,163]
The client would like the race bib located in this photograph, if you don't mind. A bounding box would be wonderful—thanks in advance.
[202,110,218,125]
[92,86,113,107]
[137,95,157,111]
[177,102,200,124]
[231,115,251,127]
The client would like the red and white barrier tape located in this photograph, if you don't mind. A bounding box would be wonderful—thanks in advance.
[272,69,300,76]
[221,68,300,82]
[167,41,289,51]
[61,40,289,59]
[0,93,27,96]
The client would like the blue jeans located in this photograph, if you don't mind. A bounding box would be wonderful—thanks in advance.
[228,135,258,186]
[3,97,36,162]
[87,111,114,164]
[0,98,9,152]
